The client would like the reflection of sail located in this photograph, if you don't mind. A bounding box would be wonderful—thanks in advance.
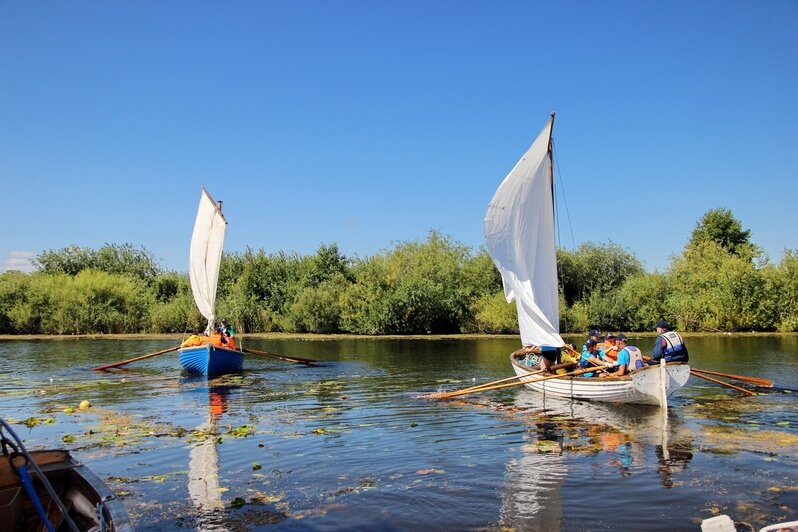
[499,426,565,529]
[188,420,223,510]
[187,383,232,516]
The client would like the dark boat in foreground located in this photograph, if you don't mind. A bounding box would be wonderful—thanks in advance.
[0,449,132,531]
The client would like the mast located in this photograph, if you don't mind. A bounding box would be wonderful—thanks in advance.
[548,112,556,225]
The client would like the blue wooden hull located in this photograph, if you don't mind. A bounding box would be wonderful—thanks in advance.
[178,344,245,376]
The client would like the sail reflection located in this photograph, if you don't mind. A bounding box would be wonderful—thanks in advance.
[182,377,238,521]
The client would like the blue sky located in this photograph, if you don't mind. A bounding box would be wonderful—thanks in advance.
[1,1,796,274]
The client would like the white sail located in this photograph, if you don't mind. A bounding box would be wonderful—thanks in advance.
[189,188,227,329]
[483,115,564,348]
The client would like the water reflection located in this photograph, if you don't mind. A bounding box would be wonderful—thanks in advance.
[182,377,236,529]
[499,391,696,527]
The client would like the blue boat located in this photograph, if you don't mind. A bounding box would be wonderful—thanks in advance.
[181,188,245,376]
[179,344,245,376]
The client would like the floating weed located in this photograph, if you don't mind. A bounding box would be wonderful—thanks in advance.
[142,474,169,483]
[230,497,246,508]
[22,417,42,428]
[106,476,138,484]
[252,462,262,471]
[228,425,254,438]
[250,491,285,504]
[62,434,75,443]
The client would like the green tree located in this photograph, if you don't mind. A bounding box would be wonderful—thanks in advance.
[557,242,644,305]
[0,271,32,333]
[34,243,161,282]
[340,232,472,334]
[760,250,798,332]
[688,208,754,256]
[471,291,519,334]
[666,240,767,331]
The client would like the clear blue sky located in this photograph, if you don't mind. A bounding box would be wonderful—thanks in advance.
[2,1,796,274]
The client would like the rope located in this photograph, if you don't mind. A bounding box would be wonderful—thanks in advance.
[0,419,81,532]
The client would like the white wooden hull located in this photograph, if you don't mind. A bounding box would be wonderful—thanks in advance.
[510,353,690,406]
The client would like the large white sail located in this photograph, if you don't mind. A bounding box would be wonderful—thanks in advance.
[483,115,565,348]
[189,188,227,329]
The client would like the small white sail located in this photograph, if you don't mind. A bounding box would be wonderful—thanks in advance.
[483,115,565,348]
[189,188,227,330]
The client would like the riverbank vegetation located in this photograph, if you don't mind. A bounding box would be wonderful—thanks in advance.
[1,209,796,335]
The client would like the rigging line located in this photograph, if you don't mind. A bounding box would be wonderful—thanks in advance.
[551,139,570,335]
[553,141,577,249]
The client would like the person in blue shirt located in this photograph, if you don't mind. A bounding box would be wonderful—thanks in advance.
[581,329,602,353]
[649,319,689,364]
[579,339,611,377]
[601,334,645,377]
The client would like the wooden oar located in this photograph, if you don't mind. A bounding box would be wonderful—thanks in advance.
[90,346,180,371]
[690,368,773,388]
[637,350,772,387]
[429,364,611,400]
[440,361,577,397]
[690,371,756,396]
[242,348,317,366]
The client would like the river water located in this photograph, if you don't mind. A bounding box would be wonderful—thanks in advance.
[1,335,796,531]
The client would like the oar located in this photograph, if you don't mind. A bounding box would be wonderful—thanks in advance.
[690,371,756,396]
[242,348,317,366]
[90,346,180,371]
[690,368,773,388]
[439,361,577,397]
[637,352,773,387]
[429,364,611,400]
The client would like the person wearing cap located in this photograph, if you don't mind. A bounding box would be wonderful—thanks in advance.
[600,333,619,361]
[579,338,612,377]
[220,319,236,349]
[601,334,645,377]
[649,319,688,365]
[581,329,602,355]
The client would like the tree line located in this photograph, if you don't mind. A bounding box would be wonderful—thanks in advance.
[1,209,795,335]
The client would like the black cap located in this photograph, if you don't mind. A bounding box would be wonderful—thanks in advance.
[654,319,670,330]
[605,333,615,340]
[616,334,628,342]
[586,338,597,348]
[588,329,600,337]
[221,319,228,324]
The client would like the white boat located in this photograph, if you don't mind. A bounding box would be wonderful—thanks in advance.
[510,349,690,406]
[178,188,244,376]
[483,114,690,408]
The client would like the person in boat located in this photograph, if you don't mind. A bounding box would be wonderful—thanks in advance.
[648,319,689,364]
[220,319,236,349]
[579,339,611,377]
[582,329,601,352]
[523,345,561,371]
[600,334,645,377]
[600,333,619,361]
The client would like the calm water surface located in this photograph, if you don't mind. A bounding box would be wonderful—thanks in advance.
[1,335,796,531]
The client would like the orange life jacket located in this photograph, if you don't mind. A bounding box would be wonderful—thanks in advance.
[600,342,619,360]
